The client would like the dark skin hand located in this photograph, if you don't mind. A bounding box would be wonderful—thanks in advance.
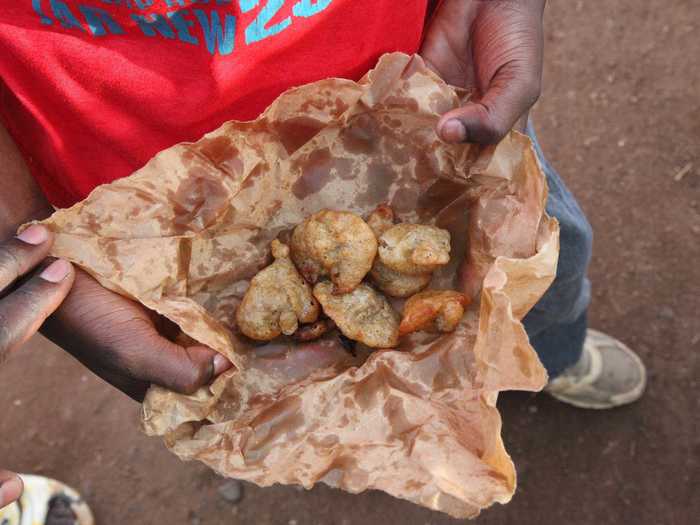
[0,123,232,402]
[422,0,546,144]
[42,270,232,401]
[0,470,23,510]
[0,147,338,516]
[0,226,74,509]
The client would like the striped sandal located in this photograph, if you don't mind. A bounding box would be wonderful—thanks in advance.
[0,474,93,525]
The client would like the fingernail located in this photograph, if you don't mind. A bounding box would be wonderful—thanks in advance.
[441,119,467,142]
[40,259,72,283]
[16,225,49,245]
[0,476,24,507]
[213,353,233,375]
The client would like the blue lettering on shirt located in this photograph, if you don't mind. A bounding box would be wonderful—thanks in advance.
[49,0,85,31]
[32,0,54,25]
[292,0,331,18]
[131,13,176,38]
[194,9,236,55]
[167,9,199,45]
[30,0,337,55]
[79,5,125,35]
[245,0,291,45]
[238,0,257,13]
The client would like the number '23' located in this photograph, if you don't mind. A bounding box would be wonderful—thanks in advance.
[242,0,333,44]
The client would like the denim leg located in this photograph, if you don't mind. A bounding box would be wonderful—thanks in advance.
[523,121,593,378]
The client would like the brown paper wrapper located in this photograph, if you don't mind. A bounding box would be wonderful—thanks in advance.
[36,53,559,519]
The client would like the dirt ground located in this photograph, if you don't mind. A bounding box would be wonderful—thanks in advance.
[2,0,699,524]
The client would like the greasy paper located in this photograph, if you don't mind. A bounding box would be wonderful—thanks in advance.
[36,53,559,519]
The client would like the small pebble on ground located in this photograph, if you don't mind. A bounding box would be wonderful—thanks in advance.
[218,480,244,504]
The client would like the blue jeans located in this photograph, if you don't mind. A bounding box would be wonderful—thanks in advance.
[523,121,593,378]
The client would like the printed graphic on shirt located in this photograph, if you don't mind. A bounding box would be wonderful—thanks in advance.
[30,0,334,55]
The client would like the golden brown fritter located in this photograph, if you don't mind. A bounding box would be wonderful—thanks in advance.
[366,204,395,238]
[292,318,336,342]
[313,282,399,348]
[369,260,432,298]
[367,205,434,297]
[378,224,451,275]
[236,240,320,341]
[398,290,470,336]
[290,209,378,293]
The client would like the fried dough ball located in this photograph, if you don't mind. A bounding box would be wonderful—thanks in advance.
[398,290,470,336]
[292,318,336,342]
[366,205,433,297]
[291,209,378,293]
[313,282,399,348]
[369,260,432,298]
[366,204,395,237]
[236,240,320,341]
[378,224,451,275]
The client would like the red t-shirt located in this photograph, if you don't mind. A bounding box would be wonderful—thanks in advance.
[0,0,429,208]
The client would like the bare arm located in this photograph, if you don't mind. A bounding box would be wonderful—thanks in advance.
[0,124,77,511]
[0,120,231,400]
[0,123,53,237]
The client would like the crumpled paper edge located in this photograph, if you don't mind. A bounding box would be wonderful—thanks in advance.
[29,53,560,519]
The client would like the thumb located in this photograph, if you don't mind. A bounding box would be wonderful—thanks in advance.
[144,336,233,395]
[0,471,23,509]
[438,61,541,144]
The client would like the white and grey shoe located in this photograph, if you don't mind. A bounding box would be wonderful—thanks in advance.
[545,329,647,409]
[0,474,93,525]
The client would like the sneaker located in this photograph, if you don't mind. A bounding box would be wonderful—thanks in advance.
[545,329,647,409]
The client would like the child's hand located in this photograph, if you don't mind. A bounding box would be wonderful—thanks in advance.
[0,225,74,511]
[41,269,233,401]
[0,470,22,509]
[0,225,74,365]
[421,0,546,144]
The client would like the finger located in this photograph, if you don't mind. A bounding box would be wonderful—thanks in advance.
[0,470,23,509]
[0,259,74,361]
[438,60,541,144]
[140,335,233,395]
[251,336,357,383]
[0,225,53,292]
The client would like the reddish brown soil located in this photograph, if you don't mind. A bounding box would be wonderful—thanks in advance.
[1,0,698,523]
